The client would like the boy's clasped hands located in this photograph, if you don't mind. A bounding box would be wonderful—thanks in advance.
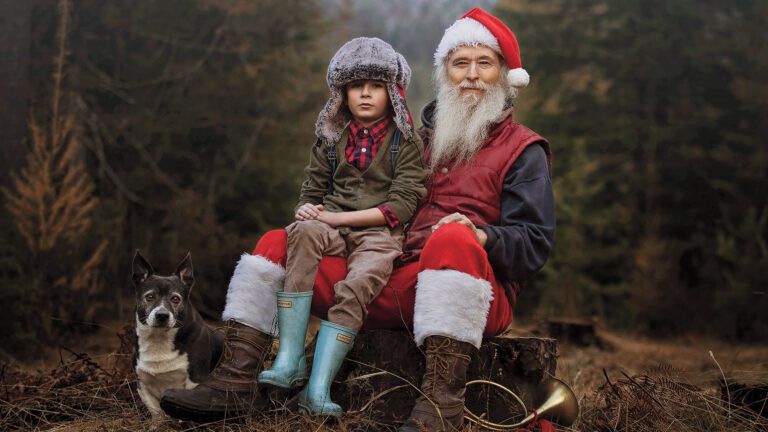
[295,203,343,227]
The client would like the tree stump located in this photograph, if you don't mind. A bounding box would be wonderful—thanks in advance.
[327,330,558,425]
[542,317,602,347]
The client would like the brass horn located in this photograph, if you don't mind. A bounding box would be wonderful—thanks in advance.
[464,378,579,431]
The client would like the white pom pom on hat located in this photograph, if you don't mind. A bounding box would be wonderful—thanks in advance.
[435,7,530,88]
[507,67,530,88]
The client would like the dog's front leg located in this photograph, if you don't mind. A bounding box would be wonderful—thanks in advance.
[138,383,170,422]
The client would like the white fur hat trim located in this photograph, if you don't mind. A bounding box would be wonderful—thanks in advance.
[434,17,500,66]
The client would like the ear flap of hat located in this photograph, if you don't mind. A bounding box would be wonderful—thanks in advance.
[315,86,349,144]
[395,52,411,89]
[388,83,414,141]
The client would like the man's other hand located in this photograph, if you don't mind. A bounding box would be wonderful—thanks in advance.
[432,212,488,246]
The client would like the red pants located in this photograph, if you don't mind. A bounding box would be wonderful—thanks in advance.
[253,223,513,337]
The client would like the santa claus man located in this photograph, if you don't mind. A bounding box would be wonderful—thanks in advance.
[161,8,554,432]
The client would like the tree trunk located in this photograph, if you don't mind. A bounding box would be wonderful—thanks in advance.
[0,0,31,186]
[330,330,558,424]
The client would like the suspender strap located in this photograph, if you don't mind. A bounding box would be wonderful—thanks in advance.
[325,141,337,196]
[390,128,401,177]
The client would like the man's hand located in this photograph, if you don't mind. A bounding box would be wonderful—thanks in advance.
[295,203,324,221]
[432,212,488,246]
[316,209,345,228]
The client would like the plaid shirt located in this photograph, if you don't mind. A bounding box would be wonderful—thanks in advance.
[346,117,400,228]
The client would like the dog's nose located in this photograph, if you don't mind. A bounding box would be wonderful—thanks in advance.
[155,311,170,322]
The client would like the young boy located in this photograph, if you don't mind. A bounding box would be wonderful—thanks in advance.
[258,38,428,417]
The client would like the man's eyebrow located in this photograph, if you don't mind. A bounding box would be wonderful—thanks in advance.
[450,53,497,62]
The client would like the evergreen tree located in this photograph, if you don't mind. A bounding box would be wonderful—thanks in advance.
[498,0,767,338]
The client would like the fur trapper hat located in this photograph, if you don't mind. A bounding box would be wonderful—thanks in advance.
[315,37,413,144]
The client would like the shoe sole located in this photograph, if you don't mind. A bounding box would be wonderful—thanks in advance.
[160,398,268,423]
[258,376,306,389]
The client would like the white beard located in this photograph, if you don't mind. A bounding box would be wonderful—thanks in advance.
[430,67,514,169]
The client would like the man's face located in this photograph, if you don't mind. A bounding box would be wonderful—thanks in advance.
[445,45,502,99]
[346,79,389,125]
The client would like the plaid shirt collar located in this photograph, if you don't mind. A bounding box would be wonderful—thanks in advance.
[348,116,392,144]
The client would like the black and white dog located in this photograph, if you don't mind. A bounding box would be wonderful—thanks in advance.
[132,251,223,418]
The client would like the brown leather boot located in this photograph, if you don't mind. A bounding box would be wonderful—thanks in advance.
[160,320,271,422]
[399,335,475,432]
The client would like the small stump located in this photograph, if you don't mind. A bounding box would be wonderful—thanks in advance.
[542,317,602,347]
[330,330,557,424]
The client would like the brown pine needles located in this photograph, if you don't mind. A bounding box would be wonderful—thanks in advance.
[2,115,98,254]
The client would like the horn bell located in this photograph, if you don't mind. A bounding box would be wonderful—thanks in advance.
[515,378,579,428]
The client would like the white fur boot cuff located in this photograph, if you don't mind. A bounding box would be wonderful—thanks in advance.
[413,269,494,348]
[221,253,285,335]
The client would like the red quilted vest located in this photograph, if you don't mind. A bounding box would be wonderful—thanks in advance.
[402,115,551,269]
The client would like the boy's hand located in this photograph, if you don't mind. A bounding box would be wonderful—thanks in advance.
[316,209,345,228]
[295,203,324,221]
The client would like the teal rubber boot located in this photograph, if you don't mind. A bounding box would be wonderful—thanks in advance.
[298,320,356,417]
[257,291,313,389]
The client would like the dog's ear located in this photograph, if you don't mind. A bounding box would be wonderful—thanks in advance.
[132,250,154,286]
[174,252,194,292]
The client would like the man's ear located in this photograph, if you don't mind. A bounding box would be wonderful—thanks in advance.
[174,252,194,292]
[132,250,154,287]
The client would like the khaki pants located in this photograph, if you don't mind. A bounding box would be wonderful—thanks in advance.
[284,220,403,331]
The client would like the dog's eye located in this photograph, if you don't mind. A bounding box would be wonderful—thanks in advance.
[144,293,155,301]
[170,295,182,304]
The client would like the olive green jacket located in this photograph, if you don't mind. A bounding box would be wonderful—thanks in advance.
[297,125,428,224]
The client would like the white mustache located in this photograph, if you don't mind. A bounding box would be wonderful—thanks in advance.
[458,80,491,90]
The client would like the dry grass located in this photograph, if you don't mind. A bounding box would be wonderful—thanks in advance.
[556,330,768,431]
[1,326,767,431]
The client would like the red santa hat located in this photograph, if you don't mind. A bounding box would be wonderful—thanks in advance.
[434,7,530,88]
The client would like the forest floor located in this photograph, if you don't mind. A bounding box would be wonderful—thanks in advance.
[1,320,767,431]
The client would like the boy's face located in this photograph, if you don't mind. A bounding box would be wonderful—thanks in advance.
[346,80,389,125]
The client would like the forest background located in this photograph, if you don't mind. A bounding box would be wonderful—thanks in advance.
[0,0,765,361]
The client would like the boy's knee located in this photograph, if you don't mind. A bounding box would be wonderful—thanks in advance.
[288,220,328,238]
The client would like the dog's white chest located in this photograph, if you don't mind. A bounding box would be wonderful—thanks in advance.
[135,322,197,416]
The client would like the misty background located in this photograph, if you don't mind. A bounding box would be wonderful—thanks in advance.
[0,0,765,360]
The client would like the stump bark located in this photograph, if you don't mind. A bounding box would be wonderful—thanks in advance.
[327,330,557,424]
[542,317,602,347]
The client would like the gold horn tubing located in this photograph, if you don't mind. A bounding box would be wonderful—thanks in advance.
[463,379,528,431]
[463,378,580,430]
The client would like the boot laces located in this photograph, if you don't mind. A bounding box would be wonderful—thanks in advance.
[424,338,470,393]
[211,320,268,378]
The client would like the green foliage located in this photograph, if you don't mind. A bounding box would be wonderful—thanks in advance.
[1,0,329,355]
[64,0,329,315]
[500,0,768,339]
